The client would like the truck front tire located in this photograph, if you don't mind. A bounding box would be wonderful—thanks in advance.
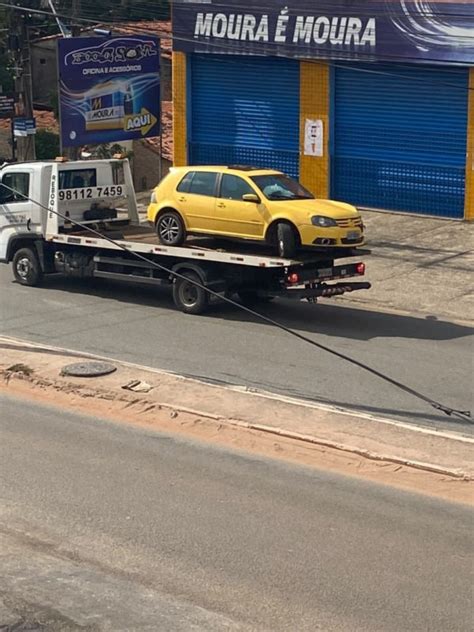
[12,247,43,287]
[172,271,209,314]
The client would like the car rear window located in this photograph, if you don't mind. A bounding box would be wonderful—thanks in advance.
[177,171,194,193]
[176,171,218,196]
[189,172,217,197]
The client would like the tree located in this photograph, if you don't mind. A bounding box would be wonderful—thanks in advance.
[35,129,60,159]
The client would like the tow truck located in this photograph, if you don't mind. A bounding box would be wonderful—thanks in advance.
[0,158,371,314]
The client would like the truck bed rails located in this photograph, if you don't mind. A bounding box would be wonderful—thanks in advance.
[53,222,370,269]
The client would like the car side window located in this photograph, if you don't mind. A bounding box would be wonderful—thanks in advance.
[177,171,194,193]
[220,174,254,201]
[188,172,217,197]
[0,172,30,204]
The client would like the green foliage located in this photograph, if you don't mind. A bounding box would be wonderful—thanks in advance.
[35,129,60,160]
[0,52,14,92]
[90,143,133,160]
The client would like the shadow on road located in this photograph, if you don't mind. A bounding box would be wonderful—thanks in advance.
[10,275,473,343]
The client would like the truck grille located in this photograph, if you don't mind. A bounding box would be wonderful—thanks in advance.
[335,217,363,228]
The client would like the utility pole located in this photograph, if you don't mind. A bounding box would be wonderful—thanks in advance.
[9,6,36,161]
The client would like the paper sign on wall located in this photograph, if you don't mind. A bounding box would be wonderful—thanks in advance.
[304,119,324,157]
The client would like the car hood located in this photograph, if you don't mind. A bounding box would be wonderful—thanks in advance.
[270,198,359,219]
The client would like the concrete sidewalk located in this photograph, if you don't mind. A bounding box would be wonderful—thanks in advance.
[335,210,473,323]
[1,338,472,505]
[136,192,473,323]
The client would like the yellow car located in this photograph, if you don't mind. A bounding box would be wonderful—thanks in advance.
[147,166,364,257]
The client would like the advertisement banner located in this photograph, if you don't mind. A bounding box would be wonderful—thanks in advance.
[172,1,474,65]
[58,36,160,148]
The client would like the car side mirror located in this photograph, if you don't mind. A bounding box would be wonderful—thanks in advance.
[242,193,260,203]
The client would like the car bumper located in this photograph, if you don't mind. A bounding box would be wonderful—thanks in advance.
[298,225,365,248]
[147,203,160,223]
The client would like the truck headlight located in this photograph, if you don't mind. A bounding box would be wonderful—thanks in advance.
[311,215,337,227]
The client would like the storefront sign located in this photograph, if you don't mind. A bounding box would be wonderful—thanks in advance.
[58,36,160,148]
[304,120,323,157]
[173,1,474,65]
[0,94,16,119]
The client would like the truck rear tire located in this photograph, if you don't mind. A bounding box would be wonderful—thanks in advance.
[12,247,43,287]
[173,271,209,314]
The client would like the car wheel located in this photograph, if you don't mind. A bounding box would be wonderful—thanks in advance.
[276,223,297,258]
[156,211,186,246]
[172,271,209,314]
[12,247,43,286]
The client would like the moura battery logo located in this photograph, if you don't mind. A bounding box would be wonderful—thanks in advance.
[84,81,133,131]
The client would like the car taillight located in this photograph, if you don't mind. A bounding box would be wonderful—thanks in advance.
[356,262,365,275]
[287,272,300,284]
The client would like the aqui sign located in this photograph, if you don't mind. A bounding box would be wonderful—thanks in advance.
[58,36,160,148]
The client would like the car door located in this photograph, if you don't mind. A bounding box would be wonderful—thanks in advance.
[215,174,265,238]
[174,170,218,232]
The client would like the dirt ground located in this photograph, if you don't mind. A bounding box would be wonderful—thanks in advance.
[1,350,472,506]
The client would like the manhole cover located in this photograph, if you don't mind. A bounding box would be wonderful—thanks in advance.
[60,361,117,378]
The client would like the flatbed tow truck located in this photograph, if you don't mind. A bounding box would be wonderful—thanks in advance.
[0,158,370,314]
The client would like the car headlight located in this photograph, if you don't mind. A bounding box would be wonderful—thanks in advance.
[311,215,337,227]
[150,191,157,204]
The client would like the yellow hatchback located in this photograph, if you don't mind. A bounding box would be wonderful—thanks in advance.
[147,166,364,257]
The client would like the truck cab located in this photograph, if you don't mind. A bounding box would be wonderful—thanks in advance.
[0,159,133,263]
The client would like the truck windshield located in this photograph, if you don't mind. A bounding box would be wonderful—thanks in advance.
[251,174,314,201]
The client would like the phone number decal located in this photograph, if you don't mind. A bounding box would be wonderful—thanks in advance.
[58,185,125,201]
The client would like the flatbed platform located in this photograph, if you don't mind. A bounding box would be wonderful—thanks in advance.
[56,221,370,268]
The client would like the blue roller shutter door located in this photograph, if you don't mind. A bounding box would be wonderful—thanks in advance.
[332,64,469,218]
[189,55,300,177]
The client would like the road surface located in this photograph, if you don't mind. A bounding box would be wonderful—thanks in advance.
[1,393,472,631]
[0,268,472,432]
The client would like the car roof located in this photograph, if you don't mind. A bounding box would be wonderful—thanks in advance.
[170,165,283,177]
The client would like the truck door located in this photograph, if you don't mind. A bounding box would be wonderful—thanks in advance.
[0,169,35,260]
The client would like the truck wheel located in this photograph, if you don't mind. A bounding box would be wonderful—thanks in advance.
[276,223,297,258]
[173,272,209,314]
[12,247,43,287]
[156,211,186,246]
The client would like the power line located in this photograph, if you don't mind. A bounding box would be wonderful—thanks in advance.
[2,0,473,94]
[0,176,471,423]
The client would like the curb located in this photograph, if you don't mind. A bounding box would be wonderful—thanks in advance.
[1,336,472,481]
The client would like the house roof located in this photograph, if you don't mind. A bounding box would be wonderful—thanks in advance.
[0,102,173,161]
[0,110,59,133]
[142,101,173,162]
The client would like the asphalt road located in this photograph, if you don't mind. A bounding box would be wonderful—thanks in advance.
[0,267,473,433]
[1,393,473,631]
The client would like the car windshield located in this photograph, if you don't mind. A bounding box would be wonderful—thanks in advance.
[251,174,314,201]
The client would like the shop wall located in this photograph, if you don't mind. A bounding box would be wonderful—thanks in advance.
[299,62,329,199]
[466,68,474,221]
[173,51,188,166]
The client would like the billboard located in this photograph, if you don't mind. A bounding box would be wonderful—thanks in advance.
[58,36,160,148]
[172,0,474,65]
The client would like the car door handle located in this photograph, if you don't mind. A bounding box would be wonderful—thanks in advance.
[217,203,226,208]
[178,196,187,202]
